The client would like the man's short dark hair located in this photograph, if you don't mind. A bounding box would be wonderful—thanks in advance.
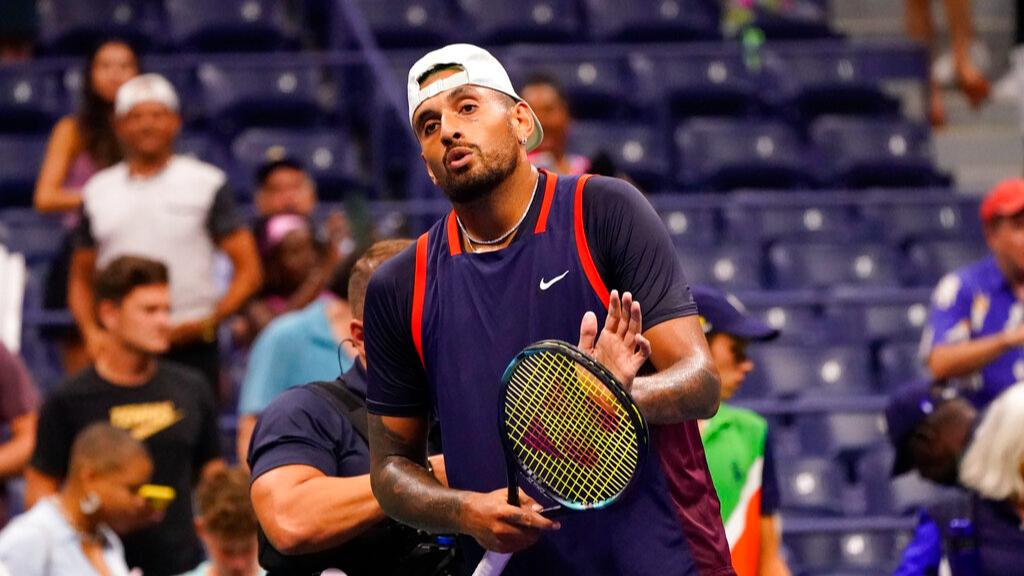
[348,239,413,320]
[256,157,306,188]
[69,422,150,477]
[521,72,568,104]
[94,255,169,306]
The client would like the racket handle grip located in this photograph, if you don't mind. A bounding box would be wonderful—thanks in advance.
[472,551,512,576]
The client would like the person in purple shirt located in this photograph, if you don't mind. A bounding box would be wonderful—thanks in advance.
[923,178,1024,409]
[365,44,733,576]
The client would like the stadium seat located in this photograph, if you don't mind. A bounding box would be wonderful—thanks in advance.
[860,194,982,246]
[582,0,720,42]
[231,128,362,201]
[811,116,945,188]
[766,48,900,123]
[825,287,932,345]
[630,47,762,120]
[746,344,873,398]
[175,132,227,169]
[877,341,928,391]
[0,135,48,208]
[507,51,635,119]
[37,0,159,54]
[567,122,669,191]
[724,193,864,244]
[768,241,903,290]
[198,59,325,135]
[776,456,846,515]
[675,244,764,291]
[798,412,888,458]
[675,119,813,190]
[352,0,460,48]
[0,67,65,133]
[165,0,297,52]
[652,196,721,248]
[906,239,989,286]
[743,299,826,344]
[458,0,581,44]
[746,0,834,39]
[786,530,903,575]
[0,211,65,265]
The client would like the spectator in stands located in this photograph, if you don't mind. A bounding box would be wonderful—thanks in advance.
[0,423,152,576]
[692,285,789,576]
[179,467,264,576]
[922,178,1024,409]
[34,39,140,375]
[235,252,356,464]
[520,74,619,178]
[886,380,978,486]
[0,344,40,528]
[234,214,336,343]
[26,256,225,576]
[905,0,990,126]
[248,239,448,575]
[67,73,262,395]
[894,382,1024,575]
[253,157,356,259]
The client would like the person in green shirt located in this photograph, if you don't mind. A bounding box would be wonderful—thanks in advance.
[692,285,790,576]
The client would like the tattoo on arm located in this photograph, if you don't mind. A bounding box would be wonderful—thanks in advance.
[368,414,465,534]
[630,357,720,424]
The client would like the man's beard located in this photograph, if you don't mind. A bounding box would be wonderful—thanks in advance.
[436,136,519,205]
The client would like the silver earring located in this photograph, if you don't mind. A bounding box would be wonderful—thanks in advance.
[520,136,528,146]
[80,491,101,515]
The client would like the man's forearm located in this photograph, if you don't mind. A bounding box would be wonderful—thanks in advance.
[631,357,720,424]
[368,414,466,534]
[68,266,97,333]
[929,334,1014,380]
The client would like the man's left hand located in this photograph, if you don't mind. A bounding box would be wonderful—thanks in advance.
[577,290,652,392]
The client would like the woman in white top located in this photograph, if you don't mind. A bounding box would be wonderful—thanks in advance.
[0,422,153,575]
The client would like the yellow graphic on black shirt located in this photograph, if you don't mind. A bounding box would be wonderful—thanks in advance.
[109,402,184,440]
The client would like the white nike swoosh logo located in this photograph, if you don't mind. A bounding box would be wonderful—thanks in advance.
[539,270,570,291]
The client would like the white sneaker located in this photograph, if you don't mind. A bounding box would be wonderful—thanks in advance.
[993,46,1024,102]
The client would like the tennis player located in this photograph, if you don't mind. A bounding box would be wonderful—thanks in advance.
[366,44,734,576]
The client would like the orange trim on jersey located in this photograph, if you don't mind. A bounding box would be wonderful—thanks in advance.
[411,233,429,368]
[729,490,762,576]
[573,174,610,306]
[446,210,462,256]
[533,169,559,234]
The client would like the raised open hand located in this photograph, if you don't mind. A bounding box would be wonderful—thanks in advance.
[577,290,652,392]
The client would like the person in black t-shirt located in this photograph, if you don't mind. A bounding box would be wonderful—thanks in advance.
[248,240,447,576]
[25,255,225,576]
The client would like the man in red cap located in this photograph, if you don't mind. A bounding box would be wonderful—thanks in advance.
[923,178,1024,408]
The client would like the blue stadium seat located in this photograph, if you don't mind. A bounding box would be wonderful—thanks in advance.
[906,239,988,285]
[507,52,635,119]
[198,59,325,135]
[746,344,873,398]
[798,412,888,458]
[0,67,65,133]
[825,287,932,345]
[175,132,227,169]
[37,0,160,54]
[630,48,762,120]
[567,122,668,191]
[231,128,362,201]
[352,0,460,48]
[766,48,900,123]
[724,193,864,244]
[786,530,903,575]
[777,456,845,515]
[811,116,945,188]
[860,194,982,246]
[165,0,297,52]
[0,211,65,265]
[877,341,928,391]
[743,299,826,344]
[0,135,48,208]
[582,0,720,42]
[675,244,764,291]
[768,241,903,290]
[675,119,813,190]
[652,196,721,248]
[458,0,581,44]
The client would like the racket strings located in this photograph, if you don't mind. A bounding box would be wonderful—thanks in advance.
[504,351,640,507]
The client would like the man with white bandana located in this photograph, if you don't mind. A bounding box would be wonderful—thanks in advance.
[923,178,1024,408]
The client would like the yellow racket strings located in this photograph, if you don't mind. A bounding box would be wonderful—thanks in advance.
[504,351,640,505]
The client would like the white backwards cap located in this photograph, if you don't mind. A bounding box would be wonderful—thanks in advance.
[115,73,179,117]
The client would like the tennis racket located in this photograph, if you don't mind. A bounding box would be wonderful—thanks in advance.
[472,340,650,576]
